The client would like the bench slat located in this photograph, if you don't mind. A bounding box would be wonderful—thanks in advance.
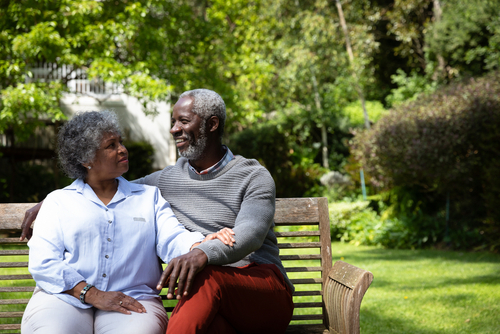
[286,324,328,334]
[294,302,323,308]
[293,290,322,297]
[0,274,33,280]
[0,287,35,292]
[280,254,321,260]
[291,314,324,320]
[0,299,31,305]
[275,231,320,237]
[0,249,29,256]
[275,221,320,226]
[0,262,29,268]
[0,311,24,318]
[284,266,322,272]
[278,242,321,249]
[0,238,27,244]
[290,278,322,284]
[0,204,34,230]
[0,324,21,330]
[274,198,320,223]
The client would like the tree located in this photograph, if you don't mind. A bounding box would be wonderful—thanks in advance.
[0,0,173,145]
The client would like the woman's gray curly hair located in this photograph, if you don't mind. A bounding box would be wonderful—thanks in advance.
[58,111,122,179]
[179,89,226,139]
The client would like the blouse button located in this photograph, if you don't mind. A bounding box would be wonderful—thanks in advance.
[102,273,107,277]
[107,238,111,242]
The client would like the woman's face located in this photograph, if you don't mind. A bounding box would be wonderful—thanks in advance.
[89,132,129,180]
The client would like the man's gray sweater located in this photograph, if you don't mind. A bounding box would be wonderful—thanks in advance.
[135,155,293,291]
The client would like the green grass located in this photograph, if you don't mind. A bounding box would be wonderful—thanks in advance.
[331,242,500,334]
[2,243,500,333]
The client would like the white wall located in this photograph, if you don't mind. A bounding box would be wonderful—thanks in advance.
[60,94,176,169]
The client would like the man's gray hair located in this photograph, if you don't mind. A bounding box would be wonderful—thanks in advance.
[58,111,122,179]
[179,89,226,138]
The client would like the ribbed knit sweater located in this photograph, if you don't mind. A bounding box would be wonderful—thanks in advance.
[135,155,293,291]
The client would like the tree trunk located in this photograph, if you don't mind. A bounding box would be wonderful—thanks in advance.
[432,0,446,80]
[311,70,329,169]
[335,0,370,130]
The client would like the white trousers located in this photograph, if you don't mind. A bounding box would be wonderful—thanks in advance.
[21,288,168,334]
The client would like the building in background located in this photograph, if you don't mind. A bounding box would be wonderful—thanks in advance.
[0,63,176,202]
[32,63,176,169]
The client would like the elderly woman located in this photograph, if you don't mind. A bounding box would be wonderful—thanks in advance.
[21,111,233,334]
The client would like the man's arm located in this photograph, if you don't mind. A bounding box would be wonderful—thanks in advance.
[20,201,43,241]
[194,167,276,265]
[131,169,164,186]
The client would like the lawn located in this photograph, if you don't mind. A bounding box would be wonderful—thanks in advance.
[2,243,499,333]
[329,242,500,334]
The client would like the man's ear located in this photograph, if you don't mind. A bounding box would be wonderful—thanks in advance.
[207,116,220,133]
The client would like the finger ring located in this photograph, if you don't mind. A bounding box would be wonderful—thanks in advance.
[119,301,123,306]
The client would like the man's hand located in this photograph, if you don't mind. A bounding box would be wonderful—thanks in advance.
[156,249,208,300]
[20,201,43,241]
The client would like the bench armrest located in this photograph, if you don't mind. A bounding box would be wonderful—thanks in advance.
[323,261,374,334]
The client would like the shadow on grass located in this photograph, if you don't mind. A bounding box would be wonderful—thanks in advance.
[337,245,500,264]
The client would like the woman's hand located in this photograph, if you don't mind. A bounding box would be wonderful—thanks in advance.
[85,289,146,315]
[65,282,146,315]
[190,227,236,250]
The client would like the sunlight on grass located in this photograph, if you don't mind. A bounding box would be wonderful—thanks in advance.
[331,242,500,334]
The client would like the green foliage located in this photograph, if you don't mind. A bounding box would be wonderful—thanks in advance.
[228,121,325,198]
[351,72,500,250]
[342,100,388,127]
[0,82,66,141]
[425,0,500,77]
[329,199,444,249]
[0,160,72,203]
[0,0,174,143]
[122,140,155,182]
[385,69,438,107]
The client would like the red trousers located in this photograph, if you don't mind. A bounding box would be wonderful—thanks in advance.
[166,263,294,334]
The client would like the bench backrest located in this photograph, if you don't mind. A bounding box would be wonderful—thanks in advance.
[0,198,334,333]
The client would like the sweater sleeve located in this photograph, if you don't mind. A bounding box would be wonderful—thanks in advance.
[131,170,163,186]
[195,167,276,265]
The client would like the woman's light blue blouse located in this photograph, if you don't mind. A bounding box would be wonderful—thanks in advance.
[27,176,204,309]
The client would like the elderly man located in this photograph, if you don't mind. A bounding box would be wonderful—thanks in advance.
[21,89,294,334]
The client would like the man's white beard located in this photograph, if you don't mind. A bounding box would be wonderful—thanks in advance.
[178,122,208,161]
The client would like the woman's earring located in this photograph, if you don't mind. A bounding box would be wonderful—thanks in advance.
[87,166,92,170]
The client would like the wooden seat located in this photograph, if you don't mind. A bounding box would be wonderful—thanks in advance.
[0,198,373,333]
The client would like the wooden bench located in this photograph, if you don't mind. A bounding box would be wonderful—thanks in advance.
[0,197,373,334]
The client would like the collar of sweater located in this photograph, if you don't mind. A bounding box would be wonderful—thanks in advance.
[178,155,244,181]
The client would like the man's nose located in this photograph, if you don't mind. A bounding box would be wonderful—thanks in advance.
[170,121,181,134]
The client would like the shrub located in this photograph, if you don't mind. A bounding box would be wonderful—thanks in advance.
[351,72,500,250]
